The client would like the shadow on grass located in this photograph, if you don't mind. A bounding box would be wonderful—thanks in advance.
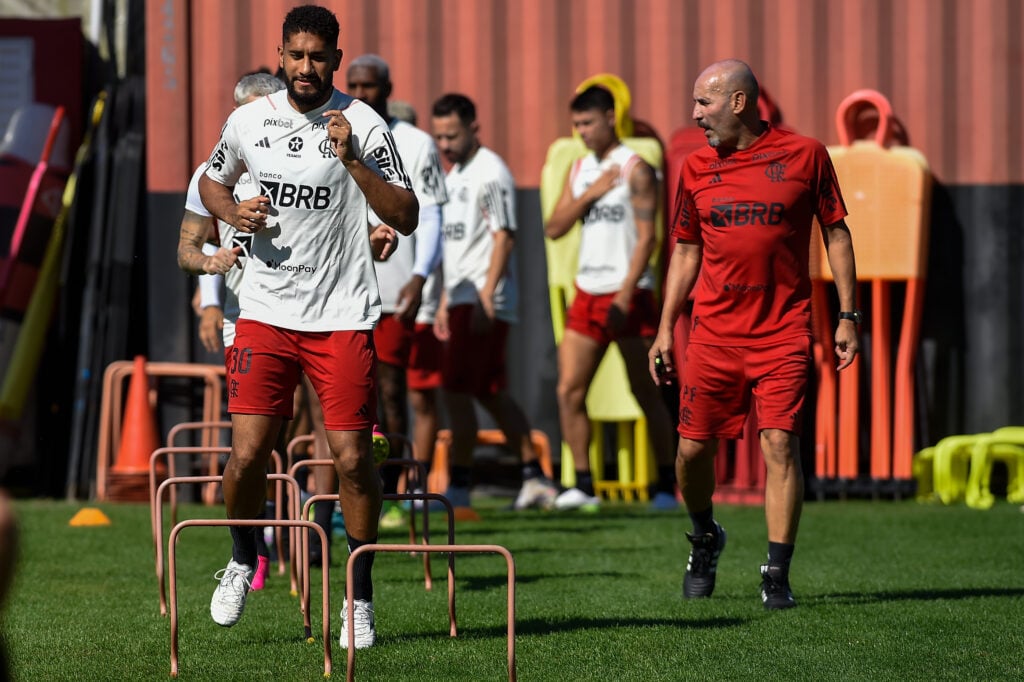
[452,569,624,591]
[812,586,1024,604]
[499,544,663,557]
[386,614,746,643]
[441,520,636,537]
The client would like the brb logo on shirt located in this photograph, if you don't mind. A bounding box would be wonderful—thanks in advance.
[259,180,332,209]
[583,204,626,224]
[443,222,466,240]
[710,202,784,227]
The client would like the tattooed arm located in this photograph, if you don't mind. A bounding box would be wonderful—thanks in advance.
[176,210,241,276]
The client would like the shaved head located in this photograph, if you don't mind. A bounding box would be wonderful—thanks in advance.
[697,59,760,111]
[691,59,765,151]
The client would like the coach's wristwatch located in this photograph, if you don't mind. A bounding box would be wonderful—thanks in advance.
[838,310,863,324]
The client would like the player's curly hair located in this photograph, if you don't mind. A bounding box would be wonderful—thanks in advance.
[282,4,339,47]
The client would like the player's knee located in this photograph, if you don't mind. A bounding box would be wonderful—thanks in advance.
[677,437,714,465]
[760,429,798,466]
[555,380,587,411]
[331,447,368,481]
[228,445,267,473]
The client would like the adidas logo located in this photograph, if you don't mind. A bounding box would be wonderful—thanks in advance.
[709,173,722,184]
[356,404,369,420]
[254,137,271,148]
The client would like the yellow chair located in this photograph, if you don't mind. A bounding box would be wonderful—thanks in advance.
[964,427,1024,510]
[911,446,936,502]
[540,74,665,501]
[930,433,986,504]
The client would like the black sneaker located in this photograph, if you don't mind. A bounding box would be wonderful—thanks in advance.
[682,522,726,598]
[760,563,797,610]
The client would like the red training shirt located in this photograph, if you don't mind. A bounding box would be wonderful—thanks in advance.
[671,124,848,346]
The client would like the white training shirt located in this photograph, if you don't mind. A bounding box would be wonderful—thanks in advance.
[370,119,447,323]
[203,88,412,331]
[570,144,655,294]
[440,146,519,323]
[185,164,258,347]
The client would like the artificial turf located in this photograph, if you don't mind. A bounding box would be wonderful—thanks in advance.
[3,495,1023,680]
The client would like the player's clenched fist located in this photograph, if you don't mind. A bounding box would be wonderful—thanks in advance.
[323,109,355,164]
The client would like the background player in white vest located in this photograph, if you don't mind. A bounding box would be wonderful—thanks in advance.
[194,5,418,649]
[430,93,559,512]
[345,53,447,529]
[545,86,679,511]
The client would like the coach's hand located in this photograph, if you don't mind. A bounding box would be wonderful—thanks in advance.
[834,321,860,370]
[648,331,675,385]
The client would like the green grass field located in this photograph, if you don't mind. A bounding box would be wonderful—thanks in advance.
[3,496,1023,680]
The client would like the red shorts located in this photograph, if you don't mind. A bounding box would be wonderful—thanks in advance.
[407,322,442,390]
[373,314,415,366]
[440,304,509,397]
[228,319,377,431]
[677,336,812,440]
[565,287,659,346]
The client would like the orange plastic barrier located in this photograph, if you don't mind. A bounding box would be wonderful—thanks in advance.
[811,89,932,491]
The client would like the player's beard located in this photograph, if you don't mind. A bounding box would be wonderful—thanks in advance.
[288,74,332,107]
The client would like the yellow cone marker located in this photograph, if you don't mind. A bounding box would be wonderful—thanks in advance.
[69,507,111,526]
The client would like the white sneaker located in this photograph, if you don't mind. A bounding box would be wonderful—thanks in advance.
[210,559,253,627]
[650,491,680,511]
[555,487,601,510]
[513,477,557,510]
[339,599,376,649]
[410,487,427,511]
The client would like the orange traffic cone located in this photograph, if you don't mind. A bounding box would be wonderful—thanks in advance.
[108,355,160,501]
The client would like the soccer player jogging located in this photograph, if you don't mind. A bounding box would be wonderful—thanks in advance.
[194,5,418,649]
[431,94,559,511]
[545,85,679,512]
[345,54,448,529]
[649,59,859,609]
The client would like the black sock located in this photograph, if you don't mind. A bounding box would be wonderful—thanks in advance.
[314,500,334,536]
[688,506,716,537]
[522,461,543,481]
[655,465,677,494]
[309,500,334,558]
[380,465,401,495]
[230,526,257,567]
[347,534,378,602]
[255,526,269,558]
[767,542,794,568]
[450,465,473,489]
[574,471,595,496]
